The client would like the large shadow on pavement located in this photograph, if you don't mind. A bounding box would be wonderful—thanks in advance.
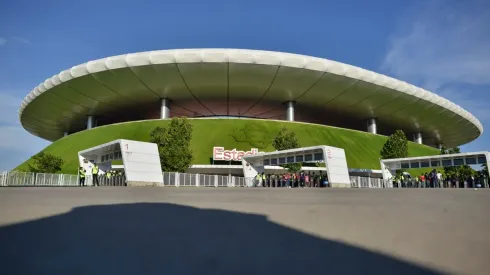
[0,203,442,275]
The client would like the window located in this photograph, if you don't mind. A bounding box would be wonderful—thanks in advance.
[279,157,286,164]
[410,162,420,168]
[421,161,430,168]
[305,154,313,162]
[314,153,324,161]
[453,159,464,166]
[287,156,295,163]
[431,161,440,167]
[401,163,410,169]
[263,159,270,166]
[465,157,477,165]
[296,155,304,162]
[442,159,452,167]
[478,156,487,164]
[271,158,278,165]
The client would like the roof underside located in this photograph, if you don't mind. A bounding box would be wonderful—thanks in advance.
[19,49,483,147]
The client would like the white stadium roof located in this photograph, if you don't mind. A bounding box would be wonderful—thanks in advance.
[19,49,483,146]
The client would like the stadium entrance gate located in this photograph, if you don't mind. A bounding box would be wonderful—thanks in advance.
[242,145,351,188]
[78,139,164,186]
[380,151,490,186]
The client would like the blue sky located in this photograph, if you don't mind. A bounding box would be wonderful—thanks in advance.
[0,0,489,171]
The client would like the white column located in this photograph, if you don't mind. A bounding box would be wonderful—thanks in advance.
[160,98,170,119]
[87,116,95,129]
[285,101,295,121]
[366,118,377,134]
[413,132,423,144]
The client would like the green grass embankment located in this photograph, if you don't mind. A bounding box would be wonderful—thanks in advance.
[15,118,439,174]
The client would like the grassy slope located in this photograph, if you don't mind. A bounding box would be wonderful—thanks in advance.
[15,118,439,174]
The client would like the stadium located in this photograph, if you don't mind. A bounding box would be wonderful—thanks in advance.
[16,49,483,175]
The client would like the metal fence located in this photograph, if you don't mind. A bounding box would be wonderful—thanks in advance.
[3,170,486,189]
[0,171,78,187]
[389,178,489,189]
[162,172,252,187]
[350,176,386,188]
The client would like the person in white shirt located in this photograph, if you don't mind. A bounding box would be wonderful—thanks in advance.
[436,171,442,187]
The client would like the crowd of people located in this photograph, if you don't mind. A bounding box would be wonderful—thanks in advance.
[393,169,487,188]
[254,171,329,188]
[78,163,126,186]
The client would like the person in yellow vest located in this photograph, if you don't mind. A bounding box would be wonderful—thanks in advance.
[92,163,100,186]
[262,172,266,187]
[255,173,261,187]
[106,170,112,186]
[79,166,86,186]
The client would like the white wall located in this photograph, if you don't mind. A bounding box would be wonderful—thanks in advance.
[120,140,163,184]
[323,146,351,187]
[242,159,265,179]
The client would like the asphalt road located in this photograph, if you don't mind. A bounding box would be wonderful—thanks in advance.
[0,187,489,275]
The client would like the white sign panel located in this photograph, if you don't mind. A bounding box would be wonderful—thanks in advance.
[120,140,163,184]
[323,146,350,186]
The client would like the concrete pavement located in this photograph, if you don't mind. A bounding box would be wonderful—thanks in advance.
[0,187,489,275]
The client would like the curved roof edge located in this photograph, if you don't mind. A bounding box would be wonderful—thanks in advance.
[19,48,484,139]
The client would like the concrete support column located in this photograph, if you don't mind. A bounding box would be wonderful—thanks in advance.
[160,98,170,119]
[87,116,95,129]
[285,101,295,122]
[413,132,423,144]
[366,118,377,134]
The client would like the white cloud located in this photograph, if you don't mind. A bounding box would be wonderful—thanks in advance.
[381,0,490,126]
[0,37,31,47]
[382,1,490,90]
[11,36,31,45]
[438,88,490,121]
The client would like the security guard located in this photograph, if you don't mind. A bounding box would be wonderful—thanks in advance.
[255,173,261,187]
[79,166,86,186]
[106,170,112,186]
[92,163,100,186]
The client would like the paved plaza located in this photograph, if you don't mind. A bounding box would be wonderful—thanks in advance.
[0,187,489,275]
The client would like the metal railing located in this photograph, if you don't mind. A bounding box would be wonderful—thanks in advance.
[162,172,252,187]
[0,171,78,187]
[389,178,489,189]
[3,170,486,189]
[350,176,386,188]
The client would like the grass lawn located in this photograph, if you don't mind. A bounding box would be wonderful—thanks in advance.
[15,118,440,174]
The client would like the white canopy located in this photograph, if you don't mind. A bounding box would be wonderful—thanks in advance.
[242,145,351,187]
[380,151,490,182]
[78,139,163,186]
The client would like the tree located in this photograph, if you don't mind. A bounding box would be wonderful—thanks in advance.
[380,130,408,159]
[272,127,301,172]
[150,117,193,172]
[28,152,64,173]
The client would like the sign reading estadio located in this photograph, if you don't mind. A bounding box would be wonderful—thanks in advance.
[213,147,261,161]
